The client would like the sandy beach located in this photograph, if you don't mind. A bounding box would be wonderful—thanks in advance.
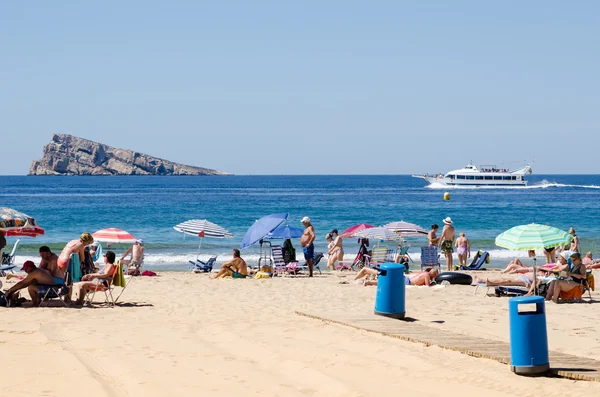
[2,270,600,397]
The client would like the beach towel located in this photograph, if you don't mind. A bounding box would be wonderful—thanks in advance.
[113,260,126,287]
[142,270,157,277]
[69,253,82,282]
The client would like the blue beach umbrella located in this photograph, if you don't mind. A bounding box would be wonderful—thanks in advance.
[266,225,303,240]
[240,213,289,250]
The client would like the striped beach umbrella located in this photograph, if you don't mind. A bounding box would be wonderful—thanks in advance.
[339,224,375,238]
[495,223,573,251]
[355,227,404,242]
[0,207,40,231]
[173,219,233,239]
[92,228,137,244]
[382,221,427,237]
[174,219,233,258]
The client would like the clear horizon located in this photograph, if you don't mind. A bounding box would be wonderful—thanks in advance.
[2,1,599,175]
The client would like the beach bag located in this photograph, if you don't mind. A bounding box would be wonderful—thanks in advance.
[0,291,7,307]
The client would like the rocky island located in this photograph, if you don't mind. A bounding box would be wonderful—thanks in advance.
[29,134,231,176]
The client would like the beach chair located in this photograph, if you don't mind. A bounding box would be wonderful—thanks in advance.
[84,263,119,307]
[0,238,21,276]
[37,271,72,307]
[293,252,323,275]
[189,256,217,273]
[420,246,441,271]
[364,247,389,268]
[558,272,594,302]
[461,250,489,270]
[271,245,288,276]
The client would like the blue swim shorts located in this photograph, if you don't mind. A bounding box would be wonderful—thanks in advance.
[302,244,315,260]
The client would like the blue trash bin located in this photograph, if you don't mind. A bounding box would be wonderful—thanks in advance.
[508,296,549,375]
[374,263,405,319]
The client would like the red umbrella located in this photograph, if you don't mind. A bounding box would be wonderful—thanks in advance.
[3,226,45,237]
[339,224,375,238]
[92,228,137,244]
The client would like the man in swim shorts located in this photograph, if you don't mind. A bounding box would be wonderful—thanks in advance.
[211,249,248,279]
[300,216,316,277]
[4,261,58,306]
[38,246,63,285]
[122,239,145,275]
[439,217,455,271]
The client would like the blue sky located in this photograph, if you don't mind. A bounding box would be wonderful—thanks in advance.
[1,1,598,175]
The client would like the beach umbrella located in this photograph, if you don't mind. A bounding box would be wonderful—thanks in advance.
[0,207,41,232]
[173,219,233,238]
[3,225,45,237]
[495,223,573,251]
[173,219,233,257]
[240,213,288,250]
[265,225,303,240]
[339,224,375,238]
[382,221,427,237]
[355,226,404,242]
[92,228,137,244]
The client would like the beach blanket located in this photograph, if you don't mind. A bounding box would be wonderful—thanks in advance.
[113,260,126,287]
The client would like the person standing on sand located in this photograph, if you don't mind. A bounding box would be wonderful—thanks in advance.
[428,224,439,246]
[455,232,470,267]
[438,217,455,271]
[301,216,316,277]
[569,227,579,253]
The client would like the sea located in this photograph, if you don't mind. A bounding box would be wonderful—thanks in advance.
[2,175,600,271]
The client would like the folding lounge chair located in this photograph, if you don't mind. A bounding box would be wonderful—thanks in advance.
[293,252,323,275]
[189,256,217,273]
[364,247,390,268]
[558,271,594,302]
[271,245,287,276]
[38,271,72,307]
[420,246,441,271]
[0,238,21,276]
[461,250,489,270]
[84,264,119,307]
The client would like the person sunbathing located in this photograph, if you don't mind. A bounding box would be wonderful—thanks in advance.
[211,249,248,279]
[545,252,587,303]
[121,239,145,274]
[500,258,528,274]
[354,267,439,287]
[75,250,117,306]
[473,272,536,288]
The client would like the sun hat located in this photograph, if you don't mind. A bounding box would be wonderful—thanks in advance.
[20,260,35,271]
[558,251,569,261]
[136,239,144,245]
[301,216,311,223]
[443,217,453,225]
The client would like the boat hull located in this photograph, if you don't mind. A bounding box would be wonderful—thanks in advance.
[419,176,527,187]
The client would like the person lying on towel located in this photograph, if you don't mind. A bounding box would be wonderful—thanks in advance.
[211,249,248,279]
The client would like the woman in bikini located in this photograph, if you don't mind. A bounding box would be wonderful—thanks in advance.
[325,234,336,270]
[57,232,94,279]
[329,229,344,269]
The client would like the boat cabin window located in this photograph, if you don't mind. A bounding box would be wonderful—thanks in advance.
[449,175,455,179]
[475,176,483,180]
[494,176,502,180]
[511,176,517,180]
[484,176,492,180]
[467,175,475,180]
[457,175,466,179]
[503,176,512,180]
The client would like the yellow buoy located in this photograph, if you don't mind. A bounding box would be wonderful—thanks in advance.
[443,192,450,201]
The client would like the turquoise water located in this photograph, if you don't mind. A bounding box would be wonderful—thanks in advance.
[2,175,600,270]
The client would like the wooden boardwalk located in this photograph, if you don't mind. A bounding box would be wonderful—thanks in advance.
[296,309,600,382]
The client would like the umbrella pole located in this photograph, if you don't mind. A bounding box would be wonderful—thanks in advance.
[197,238,203,260]
[533,257,537,295]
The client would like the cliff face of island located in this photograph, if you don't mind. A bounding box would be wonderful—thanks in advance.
[29,134,231,176]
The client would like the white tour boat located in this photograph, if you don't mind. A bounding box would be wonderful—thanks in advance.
[412,163,532,187]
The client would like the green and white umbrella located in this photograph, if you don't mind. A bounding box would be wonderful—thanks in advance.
[495,223,573,251]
